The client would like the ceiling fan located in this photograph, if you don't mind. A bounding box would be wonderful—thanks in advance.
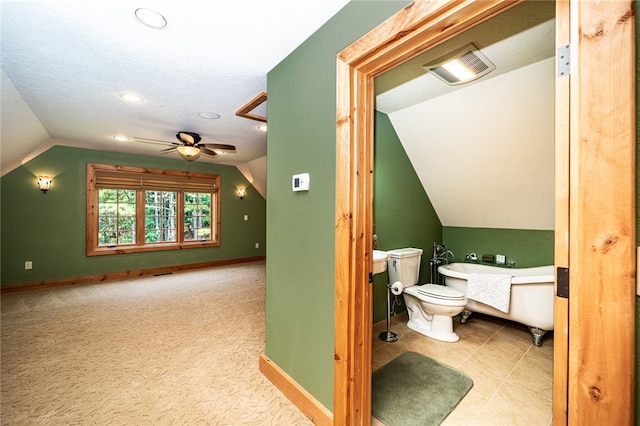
[134,132,237,162]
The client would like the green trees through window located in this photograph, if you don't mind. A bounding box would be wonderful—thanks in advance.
[98,189,136,245]
[184,192,211,241]
[145,191,177,243]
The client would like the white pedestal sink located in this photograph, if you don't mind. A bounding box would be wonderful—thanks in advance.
[373,250,390,275]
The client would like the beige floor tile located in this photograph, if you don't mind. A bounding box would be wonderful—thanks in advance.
[497,321,535,342]
[460,340,527,381]
[460,312,508,332]
[455,320,501,345]
[528,333,555,361]
[441,370,502,425]
[372,342,406,371]
[493,381,552,418]
[506,350,554,398]
[471,397,549,426]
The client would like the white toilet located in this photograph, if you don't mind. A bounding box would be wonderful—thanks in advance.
[387,247,467,342]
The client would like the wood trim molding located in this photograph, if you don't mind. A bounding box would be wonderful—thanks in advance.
[553,1,570,423]
[235,91,267,123]
[259,353,333,426]
[1,256,266,293]
[334,1,523,424]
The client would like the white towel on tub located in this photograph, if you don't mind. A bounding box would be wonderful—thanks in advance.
[466,273,512,313]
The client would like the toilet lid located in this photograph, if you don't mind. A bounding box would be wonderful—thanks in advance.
[416,284,465,301]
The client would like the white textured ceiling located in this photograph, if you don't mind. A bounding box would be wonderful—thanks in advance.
[0,0,351,195]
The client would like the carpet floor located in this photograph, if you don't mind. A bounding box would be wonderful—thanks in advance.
[1,261,314,425]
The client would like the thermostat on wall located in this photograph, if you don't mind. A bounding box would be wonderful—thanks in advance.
[292,173,310,191]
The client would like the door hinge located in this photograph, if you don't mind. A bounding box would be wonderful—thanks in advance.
[369,272,373,284]
[558,44,570,77]
[557,267,569,299]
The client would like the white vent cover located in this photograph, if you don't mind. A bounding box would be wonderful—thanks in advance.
[423,43,496,85]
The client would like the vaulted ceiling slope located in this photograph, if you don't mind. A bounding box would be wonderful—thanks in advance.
[0,0,350,197]
[377,1,556,230]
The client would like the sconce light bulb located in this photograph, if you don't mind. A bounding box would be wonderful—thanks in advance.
[37,176,53,193]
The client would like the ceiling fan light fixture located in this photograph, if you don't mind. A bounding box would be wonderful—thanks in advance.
[177,145,201,162]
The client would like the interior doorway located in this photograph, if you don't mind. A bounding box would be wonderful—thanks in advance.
[370,0,556,422]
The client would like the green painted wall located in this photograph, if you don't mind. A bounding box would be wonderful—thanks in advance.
[265,0,409,412]
[443,227,554,268]
[1,146,266,285]
[372,111,442,323]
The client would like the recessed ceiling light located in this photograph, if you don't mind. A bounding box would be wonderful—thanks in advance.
[134,8,167,29]
[198,112,221,120]
[113,136,130,142]
[119,93,144,103]
[257,124,267,132]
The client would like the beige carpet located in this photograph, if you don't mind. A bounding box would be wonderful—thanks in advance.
[1,261,314,425]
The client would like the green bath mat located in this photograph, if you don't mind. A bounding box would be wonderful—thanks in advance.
[372,351,473,426]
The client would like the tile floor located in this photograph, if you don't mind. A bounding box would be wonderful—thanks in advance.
[372,311,553,426]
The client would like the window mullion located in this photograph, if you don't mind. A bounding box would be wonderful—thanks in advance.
[136,190,145,246]
[177,192,184,243]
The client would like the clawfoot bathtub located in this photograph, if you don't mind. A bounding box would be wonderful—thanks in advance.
[437,262,554,346]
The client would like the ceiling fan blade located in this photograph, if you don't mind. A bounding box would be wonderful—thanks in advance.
[133,136,177,146]
[200,147,219,156]
[161,146,177,152]
[200,143,237,153]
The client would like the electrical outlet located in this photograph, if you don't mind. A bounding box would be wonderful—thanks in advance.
[244,215,249,221]
[25,261,33,270]
[496,254,506,264]
[255,242,260,249]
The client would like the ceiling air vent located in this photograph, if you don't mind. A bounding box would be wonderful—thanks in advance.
[423,43,496,86]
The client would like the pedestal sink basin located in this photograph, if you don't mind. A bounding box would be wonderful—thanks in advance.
[372,250,390,275]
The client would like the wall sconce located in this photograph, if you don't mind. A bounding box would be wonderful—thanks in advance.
[237,187,246,200]
[37,176,53,193]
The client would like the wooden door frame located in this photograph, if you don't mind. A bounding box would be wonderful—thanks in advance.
[566,1,635,424]
[334,0,635,425]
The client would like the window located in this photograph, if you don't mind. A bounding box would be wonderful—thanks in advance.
[87,163,220,256]
[145,190,177,243]
[98,189,137,245]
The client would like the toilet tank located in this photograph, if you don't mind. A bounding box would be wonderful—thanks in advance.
[386,247,423,286]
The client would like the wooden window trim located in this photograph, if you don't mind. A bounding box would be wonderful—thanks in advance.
[87,163,220,256]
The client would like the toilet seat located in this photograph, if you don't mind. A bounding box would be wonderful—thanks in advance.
[405,284,466,306]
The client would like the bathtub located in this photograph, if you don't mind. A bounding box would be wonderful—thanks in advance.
[437,262,555,346]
